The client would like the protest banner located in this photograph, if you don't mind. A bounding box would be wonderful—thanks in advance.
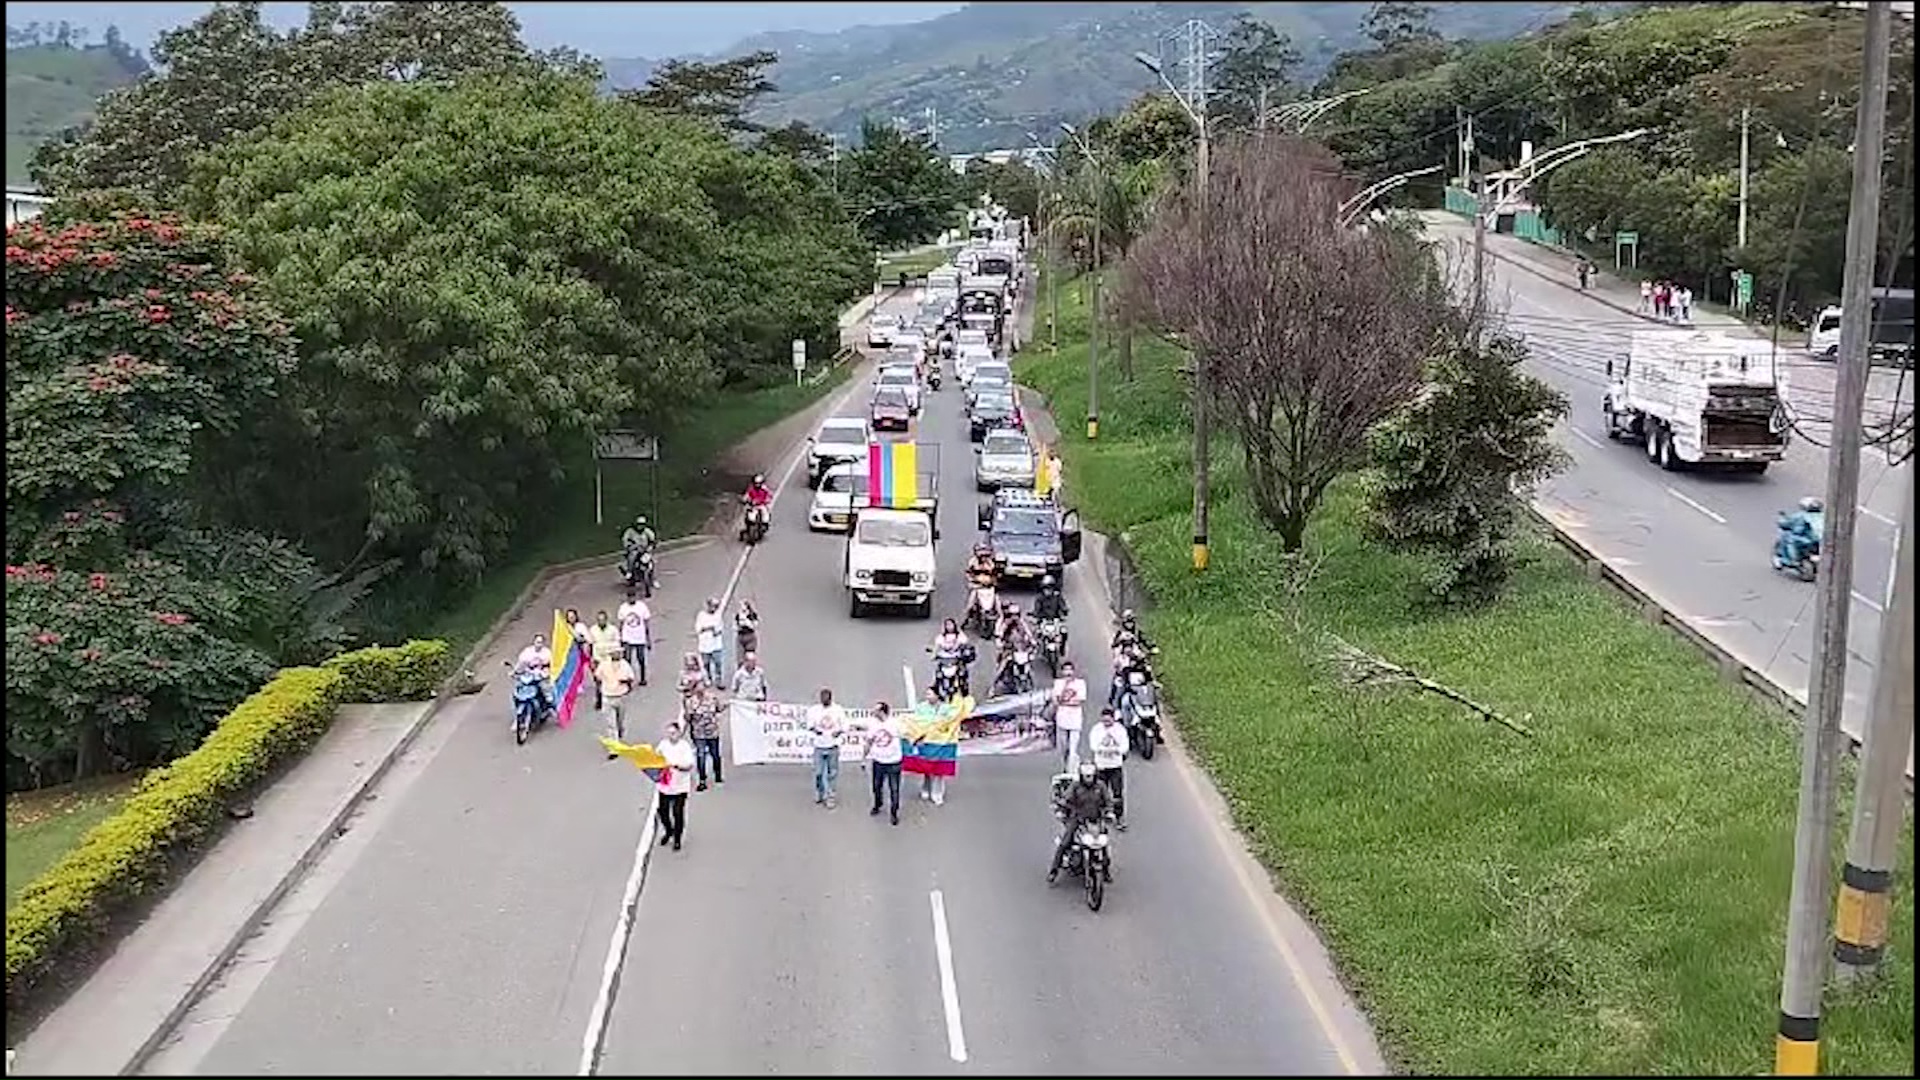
[727,695,1052,766]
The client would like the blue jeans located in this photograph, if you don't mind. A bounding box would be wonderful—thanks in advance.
[813,746,840,802]
[623,641,649,685]
[701,648,724,686]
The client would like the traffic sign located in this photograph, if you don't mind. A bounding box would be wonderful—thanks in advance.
[593,431,658,462]
[1615,230,1639,245]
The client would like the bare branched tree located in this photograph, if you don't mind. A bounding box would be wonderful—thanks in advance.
[1122,135,1449,550]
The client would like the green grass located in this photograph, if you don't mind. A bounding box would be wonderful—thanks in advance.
[413,364,855,654]
[5,773,144,912]
[1018,272,1915,1076]
[877,246,957,282]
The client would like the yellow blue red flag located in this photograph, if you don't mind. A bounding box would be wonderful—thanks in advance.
[549,610,588,729]
[866,441,919,508]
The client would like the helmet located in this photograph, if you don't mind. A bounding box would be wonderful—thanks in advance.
[1077,760,1097,782]
[753,474,766,486]
[1799,496,1824,513]
[1041,574,1056,588]
[974,543,990,556]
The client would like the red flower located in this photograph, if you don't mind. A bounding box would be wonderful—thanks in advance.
[34,631,63,646]
[89,251,117,268]
[153,612,191,627]
[89,572,111,591]
[145,305,172,324]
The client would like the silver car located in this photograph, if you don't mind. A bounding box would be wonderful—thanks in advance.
[974,430,1036,491]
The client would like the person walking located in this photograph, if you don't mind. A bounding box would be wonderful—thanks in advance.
[1638,279,1652,314]
[730,651,769,702]
[1088,706,1131,830]
[694,597,725,686]
[654,720,696,851]
[1677,284,1693,323]
[1051,659,1088,774]
[616,590,651,686]
[1576,259,1592,291]
[807,687,846,808]
[734,599,760,666]
[914,686,950,807]
[677,651,705,695]
[585,610,618,709]
[686,681,724,790]
[598,645,638,755]
[860,701,905,825]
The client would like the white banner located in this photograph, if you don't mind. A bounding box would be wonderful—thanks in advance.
[728,699,1051,766]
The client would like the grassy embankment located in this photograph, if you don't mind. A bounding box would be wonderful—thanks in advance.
[6,776,142,912]
[1017,273,1914,1075]
[877,245,957,282]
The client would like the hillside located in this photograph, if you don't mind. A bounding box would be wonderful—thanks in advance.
[5,42,146,185]
[604,1,1590,152]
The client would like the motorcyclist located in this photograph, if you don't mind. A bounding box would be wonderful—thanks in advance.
[996,604,1035,690]
[965,544,997,624]
[621,515,657,557]
[744,474,773,510]
[1110,609,1149,652]
[1033,573,1068,621]
[512,634,555,714]
[1774,496,1825,569]
[932,618,967,657]
[1048,760,1115,884]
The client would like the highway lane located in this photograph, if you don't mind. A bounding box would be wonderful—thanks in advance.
[1424,217,1909,765]
[598,318,1378,1074]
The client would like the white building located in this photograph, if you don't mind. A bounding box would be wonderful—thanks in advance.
[7,188,53,227]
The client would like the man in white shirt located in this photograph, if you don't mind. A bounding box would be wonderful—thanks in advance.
[654,720,697,852]
[806,687,846,808]
[694,598,725,686]
[1087,706,1131,830]
[615,590,651,686]
[1050,659,1088,773]
[730,652,769,702]
[858,701,905,825]
[597,649,638,752]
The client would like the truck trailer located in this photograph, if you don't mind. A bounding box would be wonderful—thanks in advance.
[1601,329,1789,473]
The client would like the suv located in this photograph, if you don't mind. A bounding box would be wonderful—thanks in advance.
[976,489,1081,585]
[807,416,873,488]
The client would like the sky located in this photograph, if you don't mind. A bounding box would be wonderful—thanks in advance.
[4,2,967,58]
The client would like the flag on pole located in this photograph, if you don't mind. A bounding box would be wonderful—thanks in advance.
[902,695,971,777]
[1034,451,1052,496]
[548,609,588,729]
[866,441,919,508]
[600,737,672,786]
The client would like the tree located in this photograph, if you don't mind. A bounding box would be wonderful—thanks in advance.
[1363,2,1441,51]
[963,157,1041,222]
[1212,14,1305,132]
[839,118,959,250]
[1367,328,1570,605]
[30,1,580,199]
[622,49,779,136]
[1052,158,1164,379]
[1092,93,1195,169]
[1122,136,1445,551]
[758,120,835,168]
[184,73,867,582]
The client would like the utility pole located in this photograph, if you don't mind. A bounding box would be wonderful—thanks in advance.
[1738,105,1751,251]
[1774,4,1893,1075]
[1467,112,1486,345]
[1832,464,1915,984]
[1062,123,1102,440]
[1258,84,1269,134]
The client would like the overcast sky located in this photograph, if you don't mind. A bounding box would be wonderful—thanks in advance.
[5,2,967,58]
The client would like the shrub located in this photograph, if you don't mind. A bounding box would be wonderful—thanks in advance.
[322,639,452,703]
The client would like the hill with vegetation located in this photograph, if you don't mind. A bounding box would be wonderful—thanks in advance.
[602,1,1592,153]
[5,24,147,185]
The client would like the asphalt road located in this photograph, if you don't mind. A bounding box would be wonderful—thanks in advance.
[1424,217,1911,763]
[149,290,1380,1076]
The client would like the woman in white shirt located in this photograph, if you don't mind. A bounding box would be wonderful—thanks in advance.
[655,720,697,851]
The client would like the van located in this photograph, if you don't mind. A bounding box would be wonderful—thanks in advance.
[1807,287,1915,367]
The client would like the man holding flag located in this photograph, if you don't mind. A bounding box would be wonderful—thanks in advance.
[545,612,591,731]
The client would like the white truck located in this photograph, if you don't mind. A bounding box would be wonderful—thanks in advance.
[844,448,941,618]
[1601,329,1789,473]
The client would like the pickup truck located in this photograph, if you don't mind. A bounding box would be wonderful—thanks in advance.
[845,451,942,618]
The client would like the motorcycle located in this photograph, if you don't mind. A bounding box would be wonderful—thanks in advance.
[1108,642,1158,708]
[1049,775,1115,912]
[1120,671,1163,761]
[928,366,943,391]
[1037,617,1068,676]
[507,666,554,745]
[1771,514,1820,582]
[929,642,977,701]
[740,499,771,545]
[621,547,656,599]
[963,582,998,635]
[998,646,1035,696]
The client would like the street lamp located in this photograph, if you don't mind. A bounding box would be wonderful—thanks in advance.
[1338,164,1444,228]
[1259,87,1374,134]
[1061,122,1102,441]
[1134,48,1213,573]
[1025,132,1062,355]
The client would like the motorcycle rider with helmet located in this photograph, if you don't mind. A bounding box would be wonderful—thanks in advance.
[741,474,773,539]
[964,544,998,627]
[1033,573,1069,621]
[995,603,1035,687]
[1048,759,1115,884]
[1773,496,1825,571]
[620,515,658,590]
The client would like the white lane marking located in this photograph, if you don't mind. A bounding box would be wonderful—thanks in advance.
[1570,428,1606,449]
[1857,504,1898,528]
[1663,486,1727,525]
[578,336,879,1076]
[928,890,969,1064]
[1851,591,1885,614]
[902,663,919,703]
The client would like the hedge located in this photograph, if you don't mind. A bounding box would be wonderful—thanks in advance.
[4,639,451,1010]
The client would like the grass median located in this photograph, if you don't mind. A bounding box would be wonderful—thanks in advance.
[1017,276,1914,1075]
[877,245,956,282]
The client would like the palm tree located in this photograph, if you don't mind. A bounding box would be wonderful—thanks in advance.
[1047,157,1165,381]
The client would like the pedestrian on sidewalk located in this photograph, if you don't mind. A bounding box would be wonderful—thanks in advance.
[731,651,770,702]
[1653,281,1670,320]
[1577,260,1592,290]
[655,720,695,851]
[807,688,846,808]
[1677,284,1693,323]
[915,685,950,807]
[566,606,593,694]
[859,701,905,825]
[695,597,725,685]
[598,646,638,754]
[734,598,760,665]
[1088,707,1131,831]
[1638,279,1652,314]
[1051,659,1088,774]
[616,590,651,686]
[586,610,618,708]
[686,681,724,790]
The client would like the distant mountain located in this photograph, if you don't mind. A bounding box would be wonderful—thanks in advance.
[603,2,1594,153]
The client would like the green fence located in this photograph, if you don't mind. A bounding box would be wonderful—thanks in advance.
[1444,186,1477,217]
[1512,208,1562,246]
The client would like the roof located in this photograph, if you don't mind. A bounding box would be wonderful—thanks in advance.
[991,488,1054,509]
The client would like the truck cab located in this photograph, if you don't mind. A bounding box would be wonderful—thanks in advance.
[844,449,941,618]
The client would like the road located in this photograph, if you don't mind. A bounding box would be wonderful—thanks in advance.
[145,290,1381,1076]
[1424,216,1911,769]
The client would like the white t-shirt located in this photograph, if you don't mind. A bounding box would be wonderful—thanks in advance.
[617,601,651,646]
[516,645,551,673]
[806,703,846,750]
[657,737,696,796]
[695,609,724,653]
[1089,721,1130,770]
[864,716,904,765]
[1052,676,1087,730]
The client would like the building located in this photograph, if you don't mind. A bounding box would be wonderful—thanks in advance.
[7,187,53,227]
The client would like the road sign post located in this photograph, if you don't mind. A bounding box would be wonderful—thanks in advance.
[793,339,807,386]
[1613,230,1639,271]
[1734,270,1755,314]
[592,430,661,528]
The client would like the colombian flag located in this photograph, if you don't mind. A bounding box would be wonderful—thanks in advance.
[600,737,673,787]
[902,696,971,777]
[548,609,588,729]
[866,441,919,508]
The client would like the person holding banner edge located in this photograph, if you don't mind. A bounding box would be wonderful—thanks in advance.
[855,701,905,825]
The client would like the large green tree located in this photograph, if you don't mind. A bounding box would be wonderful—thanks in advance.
[839,119,960,250]
[1211,14,1305,132]
[1053,158,1165,380]
[622,49,779,137]
[183,73,866,580]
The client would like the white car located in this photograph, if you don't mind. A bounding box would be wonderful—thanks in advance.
[974,429,1035,491]
[867,314,900,349]
[876,365,922,413]
[807,416,873,487]
[893,330,927,364]
[956,345,993,386]
[809,462,862,531]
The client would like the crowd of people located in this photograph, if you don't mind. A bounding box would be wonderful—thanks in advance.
[1638,278,1694,322]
